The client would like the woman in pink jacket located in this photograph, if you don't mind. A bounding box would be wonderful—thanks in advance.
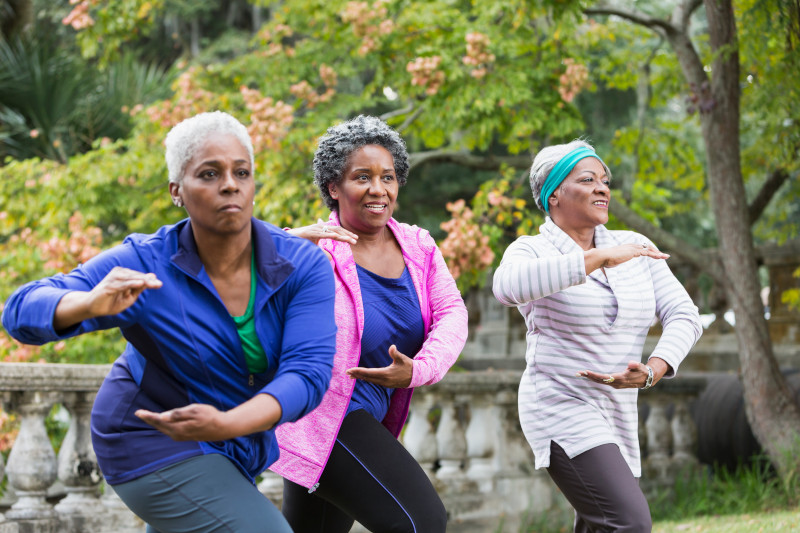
[270,115,468,532]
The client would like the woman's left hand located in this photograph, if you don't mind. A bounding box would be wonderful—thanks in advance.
[135,404,230,442]
[577,360,659,389]
[346,344,413,388]
[287,220,358,246]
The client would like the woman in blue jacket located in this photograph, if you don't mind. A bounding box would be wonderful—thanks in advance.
[1,111,337,533]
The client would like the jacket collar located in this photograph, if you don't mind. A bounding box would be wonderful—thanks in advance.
[171,218,294,289]
[539,216,615,254]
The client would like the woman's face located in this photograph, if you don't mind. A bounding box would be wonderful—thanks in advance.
[549,157,610,229]
[170,132,254,237]
[328,144,398,234]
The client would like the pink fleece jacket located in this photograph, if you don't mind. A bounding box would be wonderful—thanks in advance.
[269,212,468,489]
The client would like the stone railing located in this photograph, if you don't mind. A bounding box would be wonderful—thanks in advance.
[0,363,708,532]
[0,363,142,533]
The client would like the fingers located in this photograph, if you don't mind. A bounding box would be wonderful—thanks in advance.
[318,223,358,245]
[577,362,650,389]
[638,243,669,260]
[387,344,408,362]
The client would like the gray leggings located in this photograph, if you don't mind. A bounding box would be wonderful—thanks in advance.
[546,441,652,533]
[112,454,292,533]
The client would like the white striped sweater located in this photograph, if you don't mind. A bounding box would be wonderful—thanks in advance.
[492,218,702,476]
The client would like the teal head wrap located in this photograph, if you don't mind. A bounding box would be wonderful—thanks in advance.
[539,147,604,214]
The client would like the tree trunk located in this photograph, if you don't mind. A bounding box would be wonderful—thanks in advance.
[585,0,800,479]
[699,0,800,478]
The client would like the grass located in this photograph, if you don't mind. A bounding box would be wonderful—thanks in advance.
[521,458,800,533]
[653,509,800,532]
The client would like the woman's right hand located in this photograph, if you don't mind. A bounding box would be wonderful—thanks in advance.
[54,267,162,329]
[287,220,358,246]
[584,243,668,273]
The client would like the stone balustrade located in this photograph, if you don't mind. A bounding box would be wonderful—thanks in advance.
[0,362,708,532]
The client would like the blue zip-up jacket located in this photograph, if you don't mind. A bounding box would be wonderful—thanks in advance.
[1,218,336,485]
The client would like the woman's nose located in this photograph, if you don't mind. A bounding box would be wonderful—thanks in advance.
[368,176,385,195]
[220,171,239,192]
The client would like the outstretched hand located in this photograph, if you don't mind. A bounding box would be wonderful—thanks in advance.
[346,344,413,388]
[54,267,162,330]
[135,404,230,442]
[287,220,358,246]
[576,360,652,390]
[88,267,163,316]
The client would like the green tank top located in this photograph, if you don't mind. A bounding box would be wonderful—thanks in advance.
[231,252,267,374]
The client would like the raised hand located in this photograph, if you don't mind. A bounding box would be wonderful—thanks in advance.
[584,243,669,274]
[287,220,358,246]
[54,267,162,330]
[346,344,413,388]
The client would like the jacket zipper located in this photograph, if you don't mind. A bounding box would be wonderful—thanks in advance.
[249,374,254,387]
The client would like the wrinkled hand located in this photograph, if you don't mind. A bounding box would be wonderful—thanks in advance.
[601,243,669,268]
[86,267,162,317]
[346,344,413,388]
[135,404,231,442]
[287,220,358,246]
[576,361,651,390]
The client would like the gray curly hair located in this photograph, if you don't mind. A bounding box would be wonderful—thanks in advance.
[313,115,409,211]
[164,111,255,185]
[529,139,612,212]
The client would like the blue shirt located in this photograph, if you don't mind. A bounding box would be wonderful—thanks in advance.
[347,265,424,421]
[1,218,336,485]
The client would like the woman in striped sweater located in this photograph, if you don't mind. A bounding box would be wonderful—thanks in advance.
[492,140,702,532]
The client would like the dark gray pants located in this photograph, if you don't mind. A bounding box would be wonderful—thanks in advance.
[113,454,292,533]
[547,442,652,533]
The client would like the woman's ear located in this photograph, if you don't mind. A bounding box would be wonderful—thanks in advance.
[169,182,183,207]
[548,190,558,210]
[328,182,339,200]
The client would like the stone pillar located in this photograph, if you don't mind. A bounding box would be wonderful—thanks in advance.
[402,394,438,479]
[4,391,58,521]
[54,392,104,516]
[644,400,671,482]
[464,393,496,492]
[435,395,467,488]
[670,398,698,467]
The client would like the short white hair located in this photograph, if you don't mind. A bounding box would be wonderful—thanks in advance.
[529,139,612,212]
[164,111,255,185]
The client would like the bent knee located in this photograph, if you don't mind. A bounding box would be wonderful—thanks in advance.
[616,507,651,532]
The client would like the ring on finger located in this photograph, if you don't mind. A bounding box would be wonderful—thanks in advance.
[322,226,330,233]
[641,243,647,249]
[602,376,615,384]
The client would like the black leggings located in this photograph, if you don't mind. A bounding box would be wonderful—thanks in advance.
[282,409,447,533]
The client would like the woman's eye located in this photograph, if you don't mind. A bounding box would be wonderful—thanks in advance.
[236,169,250,178]
[383,174,395,181]
[200,170,217,179]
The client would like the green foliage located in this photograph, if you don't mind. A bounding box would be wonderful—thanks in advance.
[0,33,171,163]
[649,460,800,522]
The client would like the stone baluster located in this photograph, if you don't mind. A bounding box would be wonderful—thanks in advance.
[4,390,58,521]
[402,393,438,479]
[644,399,671,482]
[435,394,467,489]
[670,397,698,467]
[54,392,103,517]
[464,391,496,492]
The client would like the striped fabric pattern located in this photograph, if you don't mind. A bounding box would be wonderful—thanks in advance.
[492,218,702,476]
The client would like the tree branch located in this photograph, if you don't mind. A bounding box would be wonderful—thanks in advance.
[748,169,790,225]
[676,0,704,31]
[583,6,676,35]
[408,150,532,171]
[379,104,415,122]
[610,199,726,284]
